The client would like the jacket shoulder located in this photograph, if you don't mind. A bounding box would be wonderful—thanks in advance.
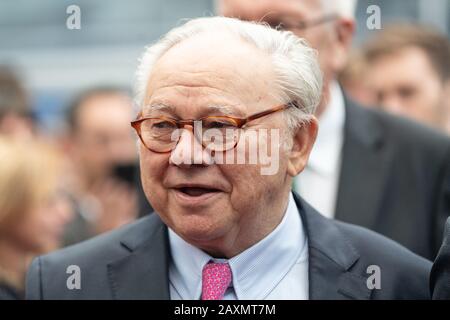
[43,214,158,264]
[26,214,160,299]
[334,219,432,299]
[431,218,450,299]
[351,101,450,157]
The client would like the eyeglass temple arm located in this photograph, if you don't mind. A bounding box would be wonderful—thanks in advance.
[243,103,295,124]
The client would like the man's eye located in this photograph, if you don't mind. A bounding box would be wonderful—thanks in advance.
[153,121,175,129]
[399,87,416,99]
[206,121,235,129]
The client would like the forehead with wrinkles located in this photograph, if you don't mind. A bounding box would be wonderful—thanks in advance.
[144,30,277,111]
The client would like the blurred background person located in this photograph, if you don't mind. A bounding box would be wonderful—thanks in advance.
[0,137,73,300]
[219,0,450,260]
[61,87,144,246]
[0,66,35,140]
[338,49,375,107]
[363,23,450,135]
[0,0,448,260]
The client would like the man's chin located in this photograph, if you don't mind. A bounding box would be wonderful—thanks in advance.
[171,216,230,246]
[170,188,226,209]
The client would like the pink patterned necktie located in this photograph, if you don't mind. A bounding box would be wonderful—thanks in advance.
[201,261,232,300]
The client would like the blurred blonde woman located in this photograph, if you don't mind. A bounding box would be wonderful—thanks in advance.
[0,137,73,299]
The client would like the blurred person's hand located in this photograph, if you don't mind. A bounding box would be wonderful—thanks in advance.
[90,179,138,235]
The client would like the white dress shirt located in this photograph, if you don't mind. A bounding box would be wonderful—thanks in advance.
[294,81,346,219]
[168,192,309,300]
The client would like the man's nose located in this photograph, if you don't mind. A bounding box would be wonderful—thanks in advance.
[169,127,213,167]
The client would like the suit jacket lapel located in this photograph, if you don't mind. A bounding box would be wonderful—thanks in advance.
[106,193,373,300]
[107,215,171,300]
[335,97,391,229]
[294,193,372,299]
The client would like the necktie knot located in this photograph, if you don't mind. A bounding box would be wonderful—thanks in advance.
[201,261,232,300]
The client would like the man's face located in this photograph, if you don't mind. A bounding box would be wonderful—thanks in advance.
[219,0,353,98]
[72,94,137,182]
[138,32,311,256]
[367,47,447,129]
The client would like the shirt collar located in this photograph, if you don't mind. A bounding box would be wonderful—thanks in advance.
[307,81,346,176]
[168,192,307,300]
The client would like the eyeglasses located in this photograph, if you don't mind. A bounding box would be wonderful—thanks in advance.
[267,14,339,31]
[131,103,293,153]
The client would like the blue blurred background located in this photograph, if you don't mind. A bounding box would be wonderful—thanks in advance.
[0,0,448,133]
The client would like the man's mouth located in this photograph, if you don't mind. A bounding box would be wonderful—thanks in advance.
[177,187,220,197]
[171,184,223,205]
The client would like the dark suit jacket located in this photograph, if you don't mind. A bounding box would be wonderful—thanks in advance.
[335,97,450,260]
[0,282,22,300]
[430,217,450,299]
[26,193,431,300]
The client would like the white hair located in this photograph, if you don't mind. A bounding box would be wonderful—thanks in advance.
[135,16,322,134]
[322,0,358,19]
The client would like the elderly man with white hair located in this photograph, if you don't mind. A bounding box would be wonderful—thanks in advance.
[26,17,430,300]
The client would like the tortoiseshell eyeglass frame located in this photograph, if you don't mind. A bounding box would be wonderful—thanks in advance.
[131,103,295,153]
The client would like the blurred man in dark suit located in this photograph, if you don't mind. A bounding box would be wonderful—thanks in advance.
[62,87,140,246]
[219,0,450,260]
[26,17,430,300]
[0,66,34,140]
[431,217,450,299]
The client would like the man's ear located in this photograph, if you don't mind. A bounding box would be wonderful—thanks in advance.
[330,18,355,73]
[287,117,318,177]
